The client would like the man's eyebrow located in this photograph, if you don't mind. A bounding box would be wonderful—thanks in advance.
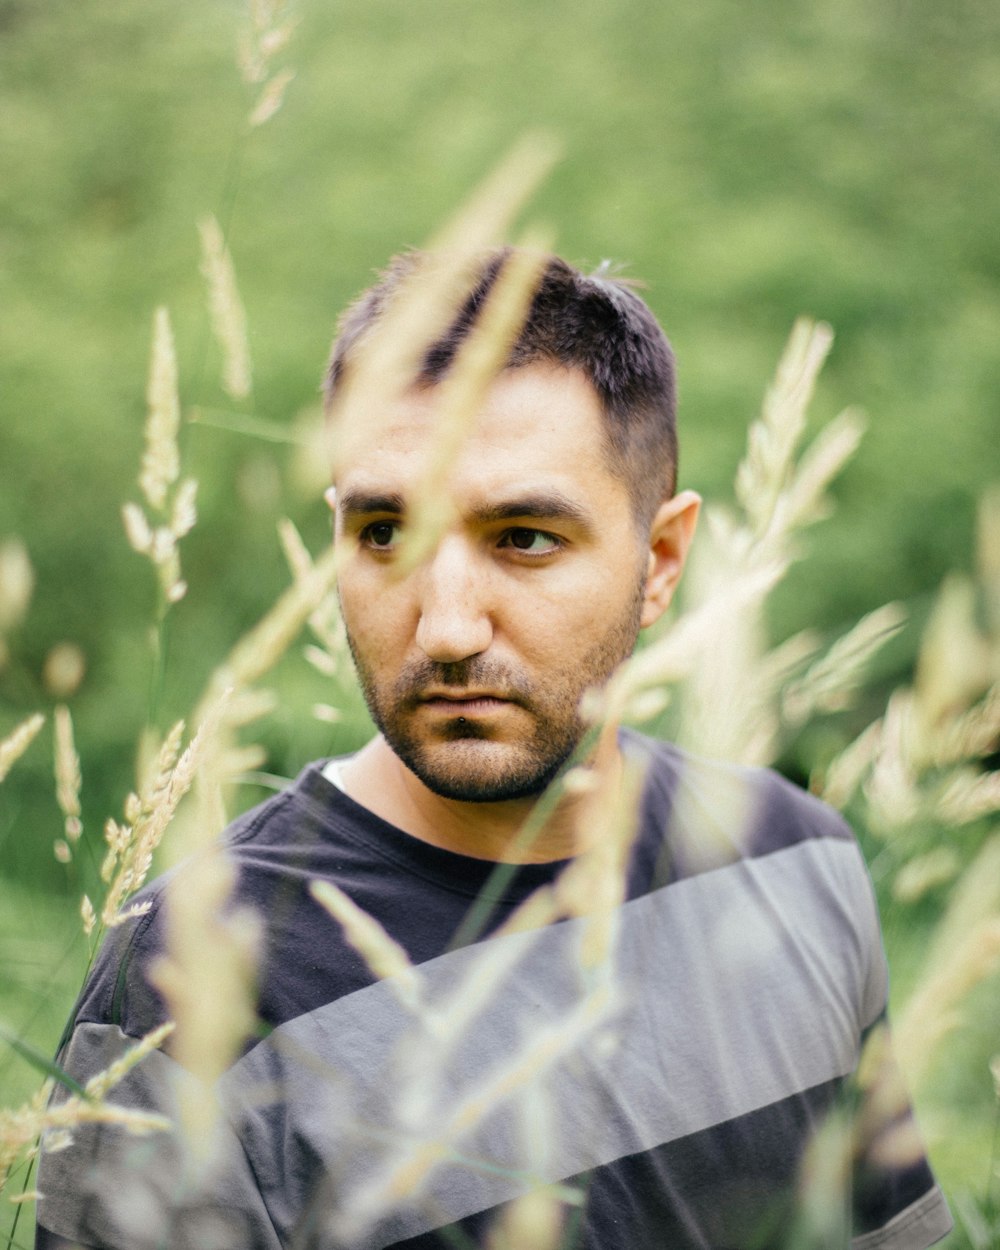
[337,487,596,535]
[338,489,407,517]
[472,492,595,532]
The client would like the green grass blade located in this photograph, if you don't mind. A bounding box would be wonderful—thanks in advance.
[0,1023,90,1100]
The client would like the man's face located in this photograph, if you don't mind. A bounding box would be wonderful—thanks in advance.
[333,363,662,803]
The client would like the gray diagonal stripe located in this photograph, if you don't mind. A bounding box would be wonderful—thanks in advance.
[225,836,884,1246]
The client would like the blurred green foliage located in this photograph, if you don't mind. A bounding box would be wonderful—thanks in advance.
[1,0,998,1227]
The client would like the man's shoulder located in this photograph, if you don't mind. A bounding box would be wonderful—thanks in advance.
[70,763,336,1036]
[625,729,858,881]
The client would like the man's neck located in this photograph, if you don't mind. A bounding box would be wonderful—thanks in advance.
[338,736,615,863]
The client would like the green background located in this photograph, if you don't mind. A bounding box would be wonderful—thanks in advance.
[1,0,998,1237]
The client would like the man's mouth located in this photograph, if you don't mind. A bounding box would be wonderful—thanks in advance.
[418,691,515,716]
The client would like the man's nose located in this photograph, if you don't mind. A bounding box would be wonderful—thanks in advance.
[414,537,493,663]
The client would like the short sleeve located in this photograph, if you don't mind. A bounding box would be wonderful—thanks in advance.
[34,1019,281,1250]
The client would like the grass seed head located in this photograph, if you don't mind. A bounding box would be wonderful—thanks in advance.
[0,538,34,636]
[199,215,252,401]
[54,705,83,843]
[42,642,86,698]
[488,1188,564,1250]
[249,68,295,126]
[0,713,45,784]
[139,307,180,512]
[151,848,259,1152]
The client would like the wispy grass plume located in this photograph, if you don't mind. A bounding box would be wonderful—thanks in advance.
[0,1023,174,1196]
[0,539,33,664]
[327,135,560,481]
[98,718,206,929]
[53,705,82,862]
[239,0,297,126]
[152,842,260,1152]
[0,713,45,784]
[139,307,180,512]
[124,307,198,613]
[199,214,253,401]
[392,242,551,574]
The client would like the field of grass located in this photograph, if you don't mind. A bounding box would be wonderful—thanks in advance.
[2,0,999,1245]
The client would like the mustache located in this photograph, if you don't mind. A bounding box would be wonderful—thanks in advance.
[393,658,533,706]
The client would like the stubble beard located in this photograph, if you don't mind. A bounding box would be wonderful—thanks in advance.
[341,579,646,804]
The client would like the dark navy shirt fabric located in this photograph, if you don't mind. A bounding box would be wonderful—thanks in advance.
[37,734,952,1250]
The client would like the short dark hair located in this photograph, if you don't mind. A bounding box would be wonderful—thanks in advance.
[324,248,678,523]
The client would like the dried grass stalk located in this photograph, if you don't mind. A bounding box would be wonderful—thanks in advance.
[735,318,834,541]
[935,768,1000,826]
[853,1024,926,1170]
[671,524,779,764]
[554,754,646,971]
[0,1024,174,1184]
[929,682,1000,768]
[428,137,560,258]
[893,838,1000,1087]
[394,244,550,574]
[80,894,97,938]
[310,880,420,1012]
[42,642,86,699]
[124,309,197,607]
[608,560,785,724]
[487,1188,564,1250]
[139,308,181,512]
[794,1108,853,1245]
[891,848,961,903]
[408,918,558,1069]
[83,1023,175,1100]
[277,516,313,583]
[775,408,865,540]
[327,137,559,476]
[239,0,297,85]
[638,320,870,769]
[782,602,906,726]
[53,705,82,845]
[0,713,44,784]
[0,538,34,636]
[249,68,295,126]
[197,541,339,723]
[346,985,612,1237]
[449,984,611,1139]
[100,718,208,926]
[977,488,1000,632]
[142,691,262,1155]
[816,720,883,809]
[199,215,252,401]
[893,916,1000,1090]
[278,517,348,662]
[152,847,260,1152]
[913,575,993,746]
[862,691,921,832]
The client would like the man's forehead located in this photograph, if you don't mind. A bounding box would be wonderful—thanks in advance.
[333,362,611,481]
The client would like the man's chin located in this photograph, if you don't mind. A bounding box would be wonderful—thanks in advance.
[395,738,571,804]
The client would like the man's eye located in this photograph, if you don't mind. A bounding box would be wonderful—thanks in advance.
[361,521,399,549]
[501,528,561,554]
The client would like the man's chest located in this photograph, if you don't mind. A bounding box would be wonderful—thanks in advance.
[229,839,871,1248]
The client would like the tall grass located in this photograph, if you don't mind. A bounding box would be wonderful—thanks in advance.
[0,12,997,1246]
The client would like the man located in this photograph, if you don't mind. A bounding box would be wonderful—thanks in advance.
[37,250,952,1249]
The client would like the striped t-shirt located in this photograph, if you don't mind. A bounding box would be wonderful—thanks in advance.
[37,733,952,1249]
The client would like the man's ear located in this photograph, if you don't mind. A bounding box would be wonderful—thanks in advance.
[640,489,701,629]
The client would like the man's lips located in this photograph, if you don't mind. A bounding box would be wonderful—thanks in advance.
[417,691,516,715]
